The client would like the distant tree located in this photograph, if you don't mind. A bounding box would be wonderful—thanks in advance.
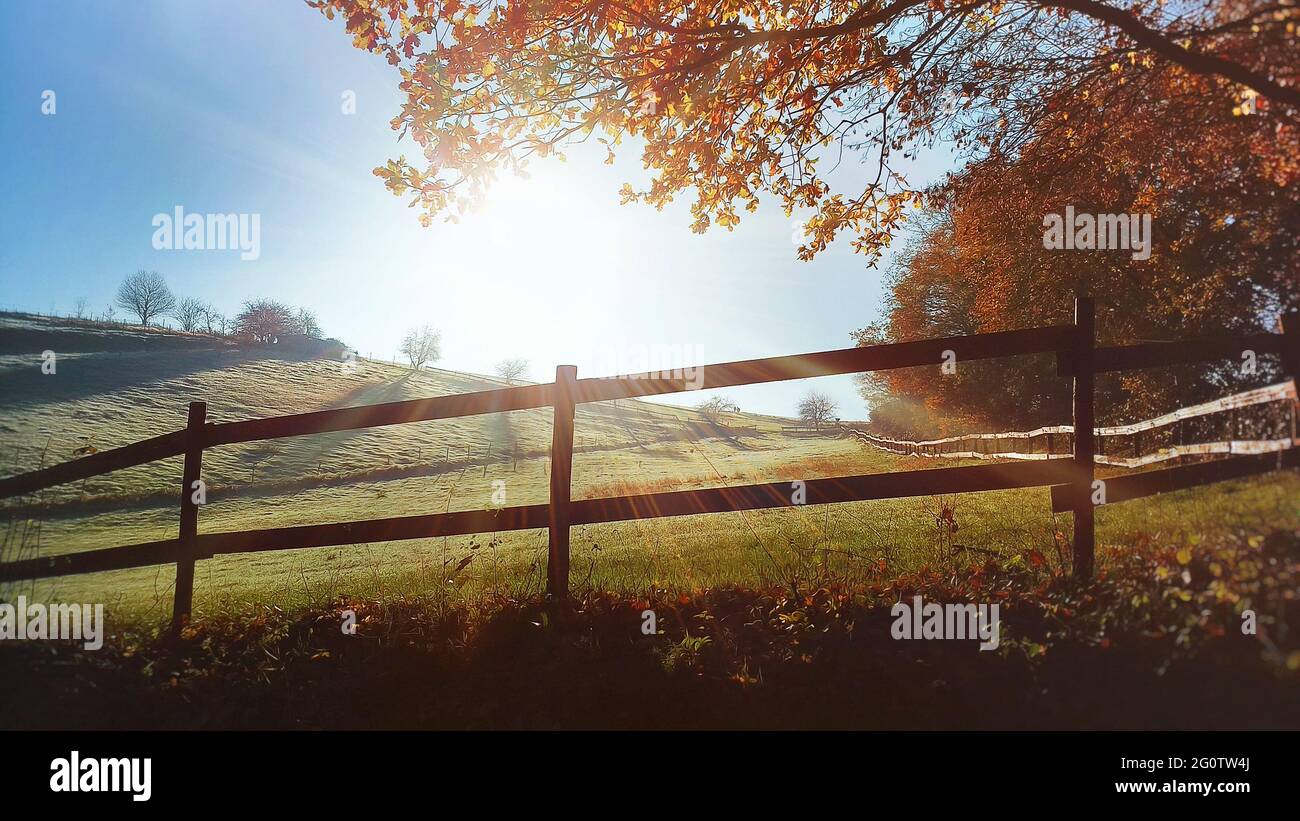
[291,307,323,337]
[73,297,88,319]
[858,390,941,441]
[173,297,208,332]
[115,270,176,326]
[697,395,740,426]
[797,390,838,432]
[400,325,441,370]
[495,357,529,385]
[201,307,227,336]
[235,298,294,344]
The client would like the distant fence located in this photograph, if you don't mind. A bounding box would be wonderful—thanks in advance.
[843,381,1297,467]
[1,298,1297,631]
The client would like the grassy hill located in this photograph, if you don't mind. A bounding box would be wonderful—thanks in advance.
[2,312,1297,628]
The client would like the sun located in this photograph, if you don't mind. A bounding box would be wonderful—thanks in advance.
[424,164,631,368]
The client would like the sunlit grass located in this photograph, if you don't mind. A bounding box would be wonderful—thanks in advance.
[3,316,1297,631]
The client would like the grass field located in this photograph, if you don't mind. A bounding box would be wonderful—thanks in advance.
[2,313,1297,630]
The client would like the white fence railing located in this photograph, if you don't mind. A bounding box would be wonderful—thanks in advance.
[843,381,1297,468]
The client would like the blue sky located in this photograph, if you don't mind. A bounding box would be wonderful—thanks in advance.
[0,0,952,418]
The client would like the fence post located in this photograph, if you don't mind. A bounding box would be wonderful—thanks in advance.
[547,366,577,598]
[1071,296,1097,578]
[1282,310,1299,444]
[171,401,207,634]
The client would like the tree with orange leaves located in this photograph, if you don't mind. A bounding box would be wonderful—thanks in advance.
[855,9,1298,435]
[310,0,1297,264]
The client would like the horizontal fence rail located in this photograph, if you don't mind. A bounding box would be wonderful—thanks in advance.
[1061,333,1290,375]
[206,383,556,446]
[572,326,1080,404]
[1,300,1296,630]
[0,462,1079,583]
[1049,448,1300,513]
[569,461,1078,524]
[0,505,554,582]
[0,430,188,499]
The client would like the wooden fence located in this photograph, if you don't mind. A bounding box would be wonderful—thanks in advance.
[1,298,1296,630]
[842,381,1297,467]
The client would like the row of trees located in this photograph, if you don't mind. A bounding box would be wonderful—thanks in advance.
[854,1,1297,438]
[111,270,324,344]
[119,269,836,427]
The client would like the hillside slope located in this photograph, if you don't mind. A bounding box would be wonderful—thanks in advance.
[0,314,894,614]
[1,313,1296,626]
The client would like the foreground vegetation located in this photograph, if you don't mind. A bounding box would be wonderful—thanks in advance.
[3,526,1296,729]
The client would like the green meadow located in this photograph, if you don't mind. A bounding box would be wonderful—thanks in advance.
[2,314,1296,629]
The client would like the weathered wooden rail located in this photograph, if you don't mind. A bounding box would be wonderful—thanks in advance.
[0,298,1296,630]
